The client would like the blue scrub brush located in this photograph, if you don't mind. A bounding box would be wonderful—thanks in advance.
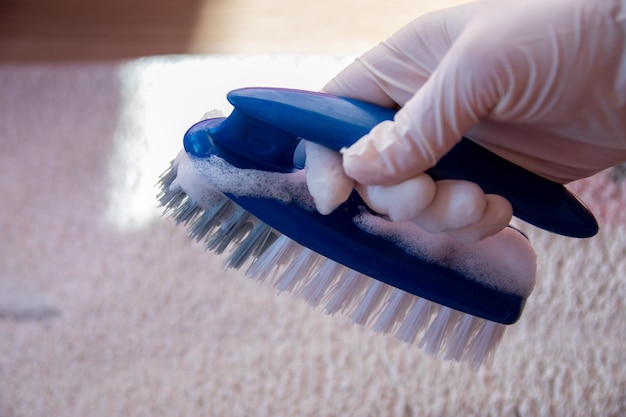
[158,87,597,368]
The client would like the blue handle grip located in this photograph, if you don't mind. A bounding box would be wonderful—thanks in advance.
[185,87,598,238]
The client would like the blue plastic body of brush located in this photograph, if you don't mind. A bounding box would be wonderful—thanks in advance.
[182,87,598,324]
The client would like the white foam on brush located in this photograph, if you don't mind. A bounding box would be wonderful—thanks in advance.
[353,213,536,297]
[172,151,315,211]
[173,150,535,297]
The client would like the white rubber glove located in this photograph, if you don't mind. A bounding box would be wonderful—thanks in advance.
[307,0,626,242]
[305,141,354,214]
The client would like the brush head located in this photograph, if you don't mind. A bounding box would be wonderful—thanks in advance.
[155,87,594,368]
[158,149,536,369]
[168,150,536,322]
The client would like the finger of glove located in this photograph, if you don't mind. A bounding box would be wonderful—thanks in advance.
[354,174,436,222]
[342,0,626,186]
[341,34,507,185]
[340,0,581,186]
[356,176,512,243]
[444,194,513,243]
[305,141,355,215]
[410,180,487,234]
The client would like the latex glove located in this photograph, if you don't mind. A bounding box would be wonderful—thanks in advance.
[305,141,354,214]
[307,0,626,242]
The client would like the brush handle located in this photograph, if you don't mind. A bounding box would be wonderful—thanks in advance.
[186,87,599,238]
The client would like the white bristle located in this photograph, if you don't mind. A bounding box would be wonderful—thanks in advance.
[224,221,275,270]
[159,161,511,369]
[246,234,298,282]
[274,248,319,293]
[323,270,371,316]
[172,199,203,225]
[372,289,414,334]
[188,197,231,241]
[297,260,343,307]
[464,320,506,369]
[351,280,390,326]
[419,307,460,356]
[395,298,436,345]
[443,314,477,362]
[206,206,250,254]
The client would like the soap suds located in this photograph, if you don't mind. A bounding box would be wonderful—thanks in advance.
[171,151,315,211]
[353,213,536,297]
[172,150,535,297]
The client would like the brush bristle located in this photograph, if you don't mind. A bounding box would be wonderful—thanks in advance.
[158,161,506,369]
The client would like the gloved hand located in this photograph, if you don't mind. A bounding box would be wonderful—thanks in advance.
[306,0,626,242]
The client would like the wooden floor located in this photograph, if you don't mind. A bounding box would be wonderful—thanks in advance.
[0,0,467,61]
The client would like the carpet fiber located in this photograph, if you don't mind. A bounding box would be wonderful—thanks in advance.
[0,56,624,417]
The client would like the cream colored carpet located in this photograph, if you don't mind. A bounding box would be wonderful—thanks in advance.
[0,56,624,417]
